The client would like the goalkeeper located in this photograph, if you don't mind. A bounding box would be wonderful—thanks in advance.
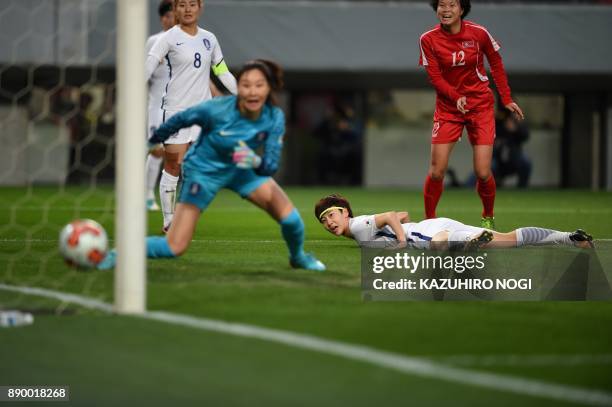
[98,60,325,271]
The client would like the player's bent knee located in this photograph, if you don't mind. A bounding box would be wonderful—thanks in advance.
[168,239,189,256]
[475,168,492,180]
[163,160,181,176]
[477,174,492,181]
[166,233,191,256]
[429,169,446,180]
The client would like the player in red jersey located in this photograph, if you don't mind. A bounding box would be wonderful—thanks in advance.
[419,0,524,230]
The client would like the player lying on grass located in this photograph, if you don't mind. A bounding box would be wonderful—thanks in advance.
[314,194,594,250]
[97,60,325,271]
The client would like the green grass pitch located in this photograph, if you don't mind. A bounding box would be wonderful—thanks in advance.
[1,186,611,406]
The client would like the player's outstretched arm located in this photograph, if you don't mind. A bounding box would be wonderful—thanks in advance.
[211,38,237,94]
[256,109,285,176]
[212,60,237,95]
[419,35,463,106]
[397,211,410,223]
[150,105,210,144]
[480,31,524,120]
[374,212,407,247]
[505,102,524,120]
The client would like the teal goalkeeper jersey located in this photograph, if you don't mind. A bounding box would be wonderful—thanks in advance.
[150,95,285,176]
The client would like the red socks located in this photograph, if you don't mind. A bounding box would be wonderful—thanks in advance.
[477,175,496,218]
[425,174,496,218]
[424,175,444,219]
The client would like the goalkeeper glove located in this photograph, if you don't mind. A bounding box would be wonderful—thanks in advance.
[232,141,262,169]
[148,141,163,152]
[147,127,163,152]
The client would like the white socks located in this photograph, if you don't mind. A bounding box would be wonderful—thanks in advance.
[145,154,163,201]
[159,170,179,228]
[516,227,572,247]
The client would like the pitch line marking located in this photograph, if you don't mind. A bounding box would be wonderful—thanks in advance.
[1,284,611,406]
[438,354,612,367]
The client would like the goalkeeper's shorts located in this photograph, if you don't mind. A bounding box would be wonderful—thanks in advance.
[178,165,270,211]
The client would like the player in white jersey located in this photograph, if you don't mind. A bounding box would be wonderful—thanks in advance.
[315,194,594,250]
[145,0,237,231]
[145,0,174,211]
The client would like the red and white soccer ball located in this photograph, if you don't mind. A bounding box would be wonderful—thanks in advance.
[59,219,108,269]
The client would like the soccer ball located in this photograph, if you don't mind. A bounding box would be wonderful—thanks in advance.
[59,219,108,269]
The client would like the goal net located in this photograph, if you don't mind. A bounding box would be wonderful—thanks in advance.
[0,0,147,314]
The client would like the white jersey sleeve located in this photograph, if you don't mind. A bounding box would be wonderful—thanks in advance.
[349,215,413,247]
[211,39,224,67]
[147,31,171,80]
[209,36,237,94]
[145,34,157,57]
[148,30,171,63]
[348,215,379,245]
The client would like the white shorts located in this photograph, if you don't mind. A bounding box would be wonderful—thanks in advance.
[148,106,163,140]
[405,218,484,248]
[161,109,201,145]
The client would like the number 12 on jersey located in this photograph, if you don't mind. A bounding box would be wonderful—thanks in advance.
[452,50,465,67]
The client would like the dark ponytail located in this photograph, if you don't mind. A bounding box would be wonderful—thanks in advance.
[236,59,284,106]
[158,0,172,17]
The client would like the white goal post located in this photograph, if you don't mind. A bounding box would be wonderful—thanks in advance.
[114,0,148,314]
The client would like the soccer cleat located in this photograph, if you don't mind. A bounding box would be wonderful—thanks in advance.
[162,223,171,234]
[569,229,594,248]
[290,252,326,272]
[147,199,160,211]
[464,230,494,251]
[481,216,496,230]
[96,249,116,271]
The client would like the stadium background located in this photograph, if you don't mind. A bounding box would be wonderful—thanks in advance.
[1,0,612,406]
[1,0,612,189]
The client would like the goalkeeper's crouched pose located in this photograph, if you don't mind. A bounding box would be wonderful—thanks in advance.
[98,60,325,272]
[315,194,594,251]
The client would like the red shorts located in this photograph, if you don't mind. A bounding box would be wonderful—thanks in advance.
[431,108,495,145]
